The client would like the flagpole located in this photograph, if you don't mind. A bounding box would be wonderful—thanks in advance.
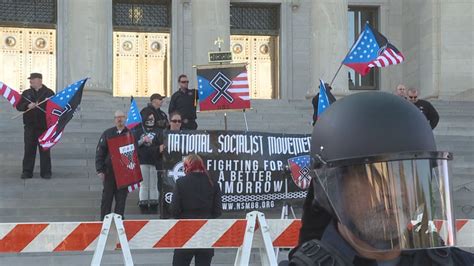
[22,96,46,113]
[11,96,51,119]
[329,24,366,87]
[329,63,344,87]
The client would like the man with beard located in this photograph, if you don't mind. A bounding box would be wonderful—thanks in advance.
[287,92,474,265]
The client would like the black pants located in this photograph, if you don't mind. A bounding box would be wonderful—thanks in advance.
[23,126,51,176]
[172,249,214,266]
[100,172,128,220]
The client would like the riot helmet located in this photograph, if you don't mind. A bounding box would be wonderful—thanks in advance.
[310,92,455,252]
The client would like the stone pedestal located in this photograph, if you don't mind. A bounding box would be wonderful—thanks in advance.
[57,0,112,93]
[310,0,348,94]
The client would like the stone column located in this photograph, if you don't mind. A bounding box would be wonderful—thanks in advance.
[191,0,230,66]
[310,0,348,95]
[57,0,113,93]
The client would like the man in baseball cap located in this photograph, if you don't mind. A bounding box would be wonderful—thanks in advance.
[16,72,55,179]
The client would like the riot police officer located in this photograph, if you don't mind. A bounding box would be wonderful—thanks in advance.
[289,92,474,265]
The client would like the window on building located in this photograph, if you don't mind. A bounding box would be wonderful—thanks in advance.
[348,6,379,90]
[113,0,171,32]
[0,0,57,28]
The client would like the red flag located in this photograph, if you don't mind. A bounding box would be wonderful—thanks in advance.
[107,133,142,191]
[0,82,21,108]
[39,78,87,150]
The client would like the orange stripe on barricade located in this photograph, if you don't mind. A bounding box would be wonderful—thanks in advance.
[154,220,207,248]
[54,223,102,251]
[123,221,149,241]
[456,219,468,231]
[272,220,301,247]
[213,220,247,247]
[117,220,149,249]
[0,224,48,252]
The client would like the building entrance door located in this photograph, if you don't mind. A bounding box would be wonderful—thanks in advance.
[113,32,170,97]
[230,35,279,99]
[0,27,56,92]
[112,0,171,97]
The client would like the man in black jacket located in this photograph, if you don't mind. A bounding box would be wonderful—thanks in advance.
[168,74,198,130]
[95,110,130,220]
[407,88,439,129]
[16,73,55,179]
[141,93,169,130]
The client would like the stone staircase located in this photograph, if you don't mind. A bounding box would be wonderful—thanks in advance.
[0,94,473,223]
[0,94,474,222]
[0,93,313,223]
[0,93,473,264]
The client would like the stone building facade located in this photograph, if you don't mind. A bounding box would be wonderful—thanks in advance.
[1,0,473,100]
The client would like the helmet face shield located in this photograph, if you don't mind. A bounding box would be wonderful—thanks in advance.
[313,157,455,251]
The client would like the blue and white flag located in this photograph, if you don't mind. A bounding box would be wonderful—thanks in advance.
[318,80,330,116]
[125,96,142,129]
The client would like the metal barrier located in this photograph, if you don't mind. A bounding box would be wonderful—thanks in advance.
[1,213,472,266]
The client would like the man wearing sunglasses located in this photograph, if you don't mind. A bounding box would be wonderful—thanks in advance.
[168,74,198,130]
[407,88,439,129]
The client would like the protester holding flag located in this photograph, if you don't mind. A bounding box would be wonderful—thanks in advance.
[133,109,165,214]
[311,82,336,126]
[168,74,198,130]
[95,110,130,220]
[15,73,55,179]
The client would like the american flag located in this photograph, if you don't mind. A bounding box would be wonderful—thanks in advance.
[39,78,87,150]
[318,80,330,116]
[0,81,21,108]
[343,23,404,76]
[227,72,250,101]
[288,155,312,190]
[125,96,142,129]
